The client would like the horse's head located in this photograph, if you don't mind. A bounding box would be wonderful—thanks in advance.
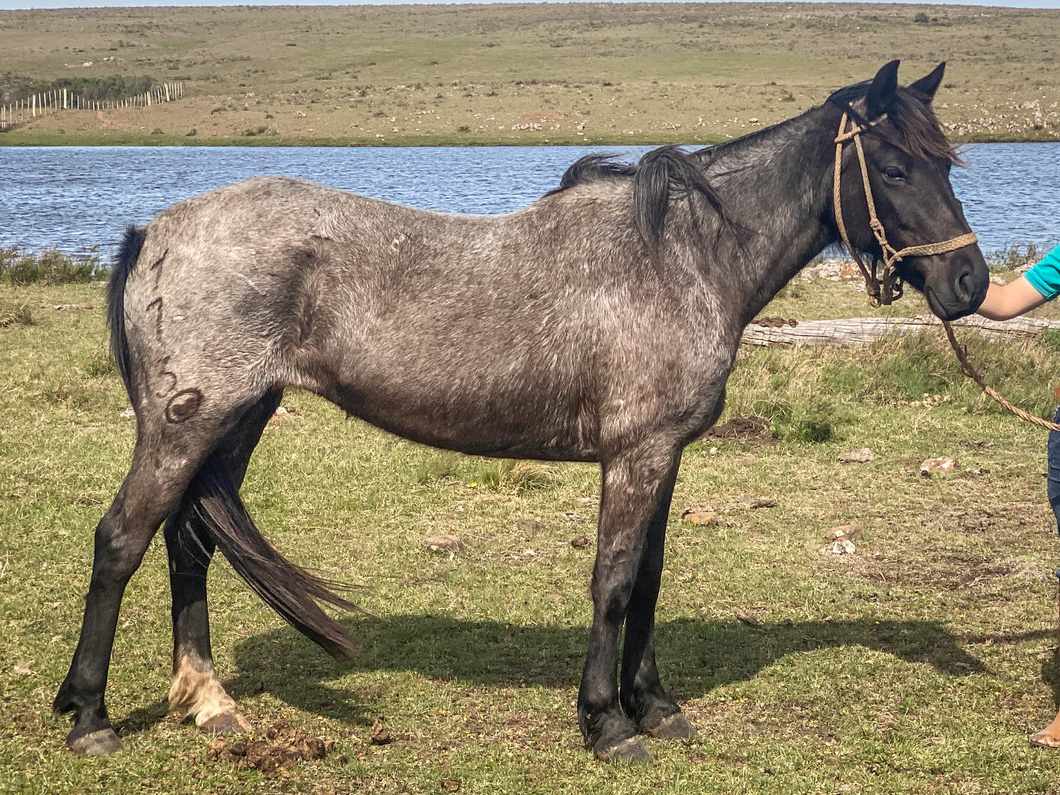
[829,61,988,321]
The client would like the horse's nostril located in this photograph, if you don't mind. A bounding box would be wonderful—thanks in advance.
[955,268,972,301]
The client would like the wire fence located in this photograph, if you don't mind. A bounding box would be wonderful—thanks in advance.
[0,81,185,130]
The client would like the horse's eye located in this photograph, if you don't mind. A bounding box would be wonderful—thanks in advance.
[884,167,906,181]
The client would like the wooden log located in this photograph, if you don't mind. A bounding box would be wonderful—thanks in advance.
[740,315,1060,348]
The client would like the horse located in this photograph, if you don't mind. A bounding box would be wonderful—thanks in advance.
[54,60,988,762]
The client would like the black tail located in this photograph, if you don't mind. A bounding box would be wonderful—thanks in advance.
[187,453,357,659]
[107,225,146,405]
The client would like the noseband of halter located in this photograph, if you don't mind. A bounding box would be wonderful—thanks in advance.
[832,111,978,307]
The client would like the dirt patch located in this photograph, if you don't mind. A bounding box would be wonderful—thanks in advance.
[834,550,1047,590]
[705,415,775,442]
[949,504,1044,535]
[205,720,331,778]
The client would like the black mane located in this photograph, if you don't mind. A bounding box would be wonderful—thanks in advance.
[551,145,731,252]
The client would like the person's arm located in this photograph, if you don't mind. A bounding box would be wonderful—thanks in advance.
[976,276,1048,321]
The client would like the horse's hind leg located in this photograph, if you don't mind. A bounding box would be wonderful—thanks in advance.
[165,391,282,733]
[53,429,220,755]
[619,472,696,740]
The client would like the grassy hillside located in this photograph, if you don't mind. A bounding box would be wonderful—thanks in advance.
[1,2,1058,146]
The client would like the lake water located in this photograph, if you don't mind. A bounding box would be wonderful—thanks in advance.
[1,143,1058,257]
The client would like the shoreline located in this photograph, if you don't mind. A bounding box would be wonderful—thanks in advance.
[1,131,1056,148]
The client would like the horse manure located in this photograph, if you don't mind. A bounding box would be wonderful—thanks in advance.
[705,415,775,442]
[370,719,393,746]
[753,316,798,328]
[205,720,330,777]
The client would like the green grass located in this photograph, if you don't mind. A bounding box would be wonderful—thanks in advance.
[4,279,1060,793]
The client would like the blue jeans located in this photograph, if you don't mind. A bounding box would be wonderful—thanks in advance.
[1049,405,1060,538]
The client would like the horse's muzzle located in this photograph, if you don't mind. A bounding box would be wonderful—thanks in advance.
[922,253,989,321]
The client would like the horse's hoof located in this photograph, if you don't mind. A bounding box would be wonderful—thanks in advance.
[644,713,697,740]
[200,711,252,734]
[1030,729,1060,748]
[68,728,123,756]
[595,736,654,763]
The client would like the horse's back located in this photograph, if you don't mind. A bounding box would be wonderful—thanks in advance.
[120,176,718,460]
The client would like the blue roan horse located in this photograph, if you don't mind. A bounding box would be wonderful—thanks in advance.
[55,61,987,762]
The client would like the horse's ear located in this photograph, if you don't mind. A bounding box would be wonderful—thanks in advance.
[908,62,946,104]
[866,60,900,119]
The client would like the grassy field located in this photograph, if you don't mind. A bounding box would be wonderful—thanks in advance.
[1,2,1059,146]
[5,267,1060,793]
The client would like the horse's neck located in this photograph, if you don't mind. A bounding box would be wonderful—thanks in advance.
[704,108,839,324]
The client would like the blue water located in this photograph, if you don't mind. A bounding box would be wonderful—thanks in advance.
[1,143,1058,256]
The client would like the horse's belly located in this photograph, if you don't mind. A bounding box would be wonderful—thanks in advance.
[329,378,599,462]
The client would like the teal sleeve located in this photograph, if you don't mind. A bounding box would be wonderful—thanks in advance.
[1025,243,1060,301]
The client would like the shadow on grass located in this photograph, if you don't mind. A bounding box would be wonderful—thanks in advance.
[1040,648,1060,713]
[206,615,1049,727]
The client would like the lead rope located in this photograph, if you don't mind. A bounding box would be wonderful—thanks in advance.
[942,320,1060,432]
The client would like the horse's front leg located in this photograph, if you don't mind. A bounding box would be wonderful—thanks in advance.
[579,443,680,762]
[619,472,696,739]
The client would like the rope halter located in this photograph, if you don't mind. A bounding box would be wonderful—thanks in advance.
[832,111,979,307]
